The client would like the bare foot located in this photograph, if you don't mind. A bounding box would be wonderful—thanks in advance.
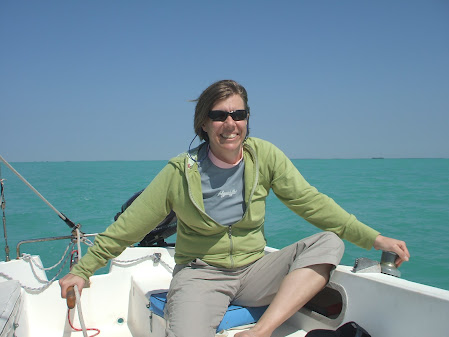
[234,328,270,337]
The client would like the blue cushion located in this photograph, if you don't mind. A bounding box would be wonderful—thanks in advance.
[149,292,268,332]
[149,292,168,318]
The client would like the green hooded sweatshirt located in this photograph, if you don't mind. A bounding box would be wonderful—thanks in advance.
[70,137,379,281]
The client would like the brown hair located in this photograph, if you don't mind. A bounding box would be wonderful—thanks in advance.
[193,80,250,141]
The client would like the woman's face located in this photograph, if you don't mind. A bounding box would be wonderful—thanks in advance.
[202,94,248,164]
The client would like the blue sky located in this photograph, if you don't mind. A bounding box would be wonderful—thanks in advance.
[1,1,448,162]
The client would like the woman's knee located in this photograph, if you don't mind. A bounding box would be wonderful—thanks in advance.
[323,232,345,254]
[298,231,344,249]
[291,232,345,270]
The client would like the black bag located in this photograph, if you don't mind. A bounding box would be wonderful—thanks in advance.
[305,321,371,337]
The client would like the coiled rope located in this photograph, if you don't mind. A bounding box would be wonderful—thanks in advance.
[67,284,100,337]
[0,229,94,292]
[113,252,174,274]
[0,242,74,292]
[64,249,173,337]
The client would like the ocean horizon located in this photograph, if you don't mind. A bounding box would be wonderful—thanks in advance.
[7,156,449,163]
[1,158,448,291]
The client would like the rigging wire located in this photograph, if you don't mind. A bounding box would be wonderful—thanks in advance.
[0,163,10,261]
[0,154,77,229]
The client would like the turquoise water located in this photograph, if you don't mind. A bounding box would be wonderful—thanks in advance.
[1,159,448,290]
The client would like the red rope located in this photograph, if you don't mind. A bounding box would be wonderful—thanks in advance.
[70,250,78,269]
[68,309,101,336]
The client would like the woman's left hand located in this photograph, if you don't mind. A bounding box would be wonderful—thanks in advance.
[373,235,410,267]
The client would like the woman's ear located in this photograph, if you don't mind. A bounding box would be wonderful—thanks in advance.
[202,121,209,133]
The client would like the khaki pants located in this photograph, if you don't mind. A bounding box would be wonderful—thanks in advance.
[165,232,344,337]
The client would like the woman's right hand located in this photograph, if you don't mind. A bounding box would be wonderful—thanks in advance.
[59,273,86,298]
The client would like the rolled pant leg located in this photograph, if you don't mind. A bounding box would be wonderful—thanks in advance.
[234,232,344,307]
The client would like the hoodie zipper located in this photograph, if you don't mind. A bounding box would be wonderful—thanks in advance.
[228,225,234,268]
[185,143,259,269]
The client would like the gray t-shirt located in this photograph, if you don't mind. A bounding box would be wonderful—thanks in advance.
[198,156,245,227]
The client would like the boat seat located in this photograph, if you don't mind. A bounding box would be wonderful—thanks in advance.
[0,281,21,337]
[149,292,268,332]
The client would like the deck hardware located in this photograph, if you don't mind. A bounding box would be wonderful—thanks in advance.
[154,253,161,263]
[352,251,401,278]
[352,258,381,273]
[380,251,401,277]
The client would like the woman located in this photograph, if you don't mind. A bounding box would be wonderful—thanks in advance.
[60,80,410,337]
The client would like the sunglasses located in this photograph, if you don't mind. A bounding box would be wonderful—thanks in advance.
[208,109,248,122]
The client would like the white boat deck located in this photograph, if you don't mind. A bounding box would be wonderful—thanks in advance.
[1,246,449,337]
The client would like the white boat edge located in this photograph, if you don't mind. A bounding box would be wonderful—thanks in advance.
[1,245,449,337]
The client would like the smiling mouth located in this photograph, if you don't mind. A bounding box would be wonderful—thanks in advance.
[221,134,238,139]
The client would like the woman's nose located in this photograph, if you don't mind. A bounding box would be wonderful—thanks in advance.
[223,115,236,125]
